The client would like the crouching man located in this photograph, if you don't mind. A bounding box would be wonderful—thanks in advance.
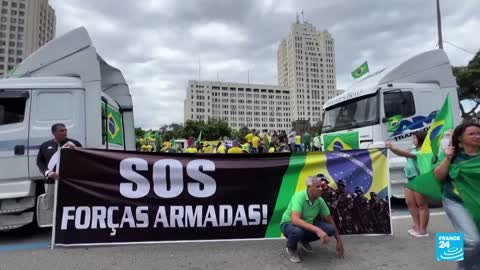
[280,175,344,263]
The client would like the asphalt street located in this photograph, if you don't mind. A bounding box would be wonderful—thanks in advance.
[0,202,456,270]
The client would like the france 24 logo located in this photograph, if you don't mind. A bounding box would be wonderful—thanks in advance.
[436,232,464,261]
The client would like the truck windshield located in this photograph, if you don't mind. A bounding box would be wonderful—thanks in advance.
[322,93,379,133]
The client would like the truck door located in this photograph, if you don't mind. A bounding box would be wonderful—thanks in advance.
[28,90,85,179]
[0,90,31,189]
[381,89,417,145]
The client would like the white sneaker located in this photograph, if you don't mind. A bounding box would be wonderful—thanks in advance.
[286,247,302,263]
[411,229,430,238]
[407,225,419,236]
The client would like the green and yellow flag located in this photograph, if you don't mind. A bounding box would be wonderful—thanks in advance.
[103,103,124,146]
[417,95,454,173]
[323,131,360,152]
[406,95,454,201]
[352,61,369,79]
[196,131,202,145]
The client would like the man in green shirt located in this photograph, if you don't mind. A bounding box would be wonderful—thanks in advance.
[303,132,312,152]
[280,175,344,263]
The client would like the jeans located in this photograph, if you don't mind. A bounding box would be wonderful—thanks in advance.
[280,221,335,251]
[443,197,480,270]
[304,143,311,152]
[289,143,296,152]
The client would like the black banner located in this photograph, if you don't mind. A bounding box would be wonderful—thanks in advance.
[54,148,291,245]
[53,148,391,246]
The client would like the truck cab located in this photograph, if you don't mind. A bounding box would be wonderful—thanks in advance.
[0,27,135,230]
[321,49,461,199]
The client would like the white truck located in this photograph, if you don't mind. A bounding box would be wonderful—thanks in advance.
[0,27,135,230]
[321,49,461,199]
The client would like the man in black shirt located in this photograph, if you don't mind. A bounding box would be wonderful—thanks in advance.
[35,123,81,226]
[37,123,82,182]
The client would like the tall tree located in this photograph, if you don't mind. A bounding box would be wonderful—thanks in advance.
[454,50,480,118]
[135,127,146,138]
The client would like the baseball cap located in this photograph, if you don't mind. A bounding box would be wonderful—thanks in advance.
[316,173,330,184]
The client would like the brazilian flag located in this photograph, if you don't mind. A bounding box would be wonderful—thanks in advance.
[323,131,360,152]
[387,115,403,132]
[352,61,369,79]
[406,95,454,201]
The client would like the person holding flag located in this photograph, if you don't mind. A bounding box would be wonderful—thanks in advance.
[403,95,455,235]
[434,122,480,270]
[386,130,429,237]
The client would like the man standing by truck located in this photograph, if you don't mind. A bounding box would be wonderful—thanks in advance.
[37,123,82,182]
[35,123,81,226]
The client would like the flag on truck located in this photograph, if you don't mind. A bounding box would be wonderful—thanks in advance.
[406,95,454,201]
[323,131,360,152]
[352,61,369,79]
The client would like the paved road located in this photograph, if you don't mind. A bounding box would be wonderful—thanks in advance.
[0,199,443,248]
[0,201,457,270]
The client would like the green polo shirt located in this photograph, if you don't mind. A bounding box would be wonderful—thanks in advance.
[280,190,330,225]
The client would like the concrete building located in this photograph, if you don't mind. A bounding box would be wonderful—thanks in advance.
[0,0,55,75]
[185,80,292,131]
[277,18,341,124]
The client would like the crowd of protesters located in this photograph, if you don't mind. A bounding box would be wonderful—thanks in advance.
[138,128,324,154]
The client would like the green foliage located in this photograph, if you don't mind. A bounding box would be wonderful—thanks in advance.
[204,119,232,140]
[454,50,480,99]
[453,50,480,117]
[231,126,250,141]
[137,119,233,142]
[135,127,145,138]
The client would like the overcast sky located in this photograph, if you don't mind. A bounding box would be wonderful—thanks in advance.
[49,0,480,129]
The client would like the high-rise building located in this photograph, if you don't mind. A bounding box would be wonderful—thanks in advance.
[0,0,55,75]
[185,80,292,131]
[277,18,341,124]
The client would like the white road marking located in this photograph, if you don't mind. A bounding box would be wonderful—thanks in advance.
[392,211,446,220]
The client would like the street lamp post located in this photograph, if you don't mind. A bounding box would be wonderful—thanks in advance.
[436,0,443,49]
